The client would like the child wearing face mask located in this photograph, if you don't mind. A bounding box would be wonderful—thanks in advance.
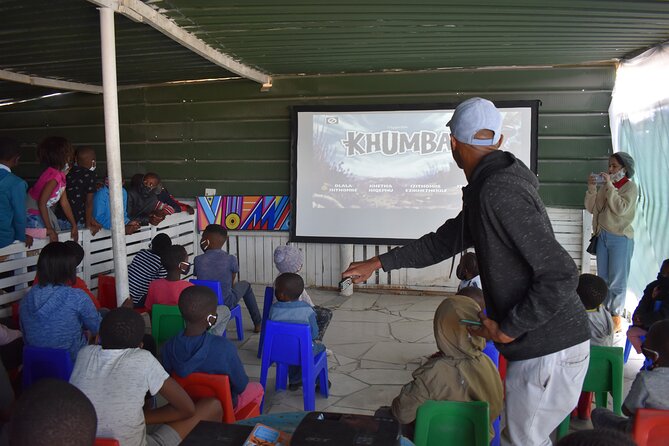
[194,224,262,333]
[161,286,263,412]
[591,319,669,434]
[146,244,230,334]
[627,259,669,354]
[25,136,78,243]
[55,146,102,235]
[273,244,333,342]
[127,172,174,226]
[145,245,194,311]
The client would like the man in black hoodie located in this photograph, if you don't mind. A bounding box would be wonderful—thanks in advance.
[343,98,590,446]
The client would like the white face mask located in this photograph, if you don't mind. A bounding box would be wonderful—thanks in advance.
[89,160,96,172]
[62,163,70,173]
[610,169,626,183]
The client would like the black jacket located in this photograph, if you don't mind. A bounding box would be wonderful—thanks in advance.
[380,151,590,361]
[127,186,158,225]
[632,278,669,329]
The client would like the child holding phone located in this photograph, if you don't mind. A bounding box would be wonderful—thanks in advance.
[390,295,503,440]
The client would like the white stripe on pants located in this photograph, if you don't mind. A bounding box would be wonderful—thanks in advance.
[502,340,590,446]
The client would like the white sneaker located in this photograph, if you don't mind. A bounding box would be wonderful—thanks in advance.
[326,348,333,357]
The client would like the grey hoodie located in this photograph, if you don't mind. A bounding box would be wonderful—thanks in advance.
[380,151,590,361]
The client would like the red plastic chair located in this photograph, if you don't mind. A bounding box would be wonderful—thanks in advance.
[498,354,507,383]
[172,372,261,423]
[94,439,120,446]
[96,275,147,313]
[97,275,118,310]
[633,409,669,446]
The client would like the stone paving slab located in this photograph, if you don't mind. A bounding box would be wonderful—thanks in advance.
[335,385,404,411]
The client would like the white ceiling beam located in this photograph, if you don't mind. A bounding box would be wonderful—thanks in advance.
[0,69,102,94]
[86,0,272,86]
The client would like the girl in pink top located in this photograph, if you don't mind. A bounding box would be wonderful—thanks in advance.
[145,244,193,311]
[26,137,78,242]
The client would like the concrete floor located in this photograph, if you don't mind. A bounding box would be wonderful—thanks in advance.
[230,285,642,430]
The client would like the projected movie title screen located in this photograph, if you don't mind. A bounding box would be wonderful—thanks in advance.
[291,103,538,244]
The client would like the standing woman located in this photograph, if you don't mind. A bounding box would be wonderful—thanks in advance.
[585,152,638,332]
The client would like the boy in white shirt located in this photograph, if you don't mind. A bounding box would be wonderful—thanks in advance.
[70,308,222,446]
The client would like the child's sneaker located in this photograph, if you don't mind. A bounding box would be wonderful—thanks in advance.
[326,348,333,357]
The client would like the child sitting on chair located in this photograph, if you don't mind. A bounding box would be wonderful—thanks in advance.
[146,244,229,335]
[592,319,669,433]
[273,244,333,342]
[390,295,503,440]
[69,308,222,446]
[456,252,482,291]
[20,241,101,361]
[145,245,194,311]
[457,286,499,363]
[577,273,614,347]
[33,241,101,310]
[161,286,263,411]
[627,259,669,354]
[269,273,326,391]
[194,224,262,333]
[128,233,171,308]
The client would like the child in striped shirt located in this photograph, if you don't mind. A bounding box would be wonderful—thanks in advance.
[128,233,171,307]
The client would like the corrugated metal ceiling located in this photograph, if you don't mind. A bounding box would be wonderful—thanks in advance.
[155,0,669,74]
[0,0,237,92]
[1,0,669,102]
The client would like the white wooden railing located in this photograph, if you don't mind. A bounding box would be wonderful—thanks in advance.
[0,212,197,318]
[0,207,592,318]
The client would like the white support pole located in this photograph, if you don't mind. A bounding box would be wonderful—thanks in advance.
[100,7,129,306]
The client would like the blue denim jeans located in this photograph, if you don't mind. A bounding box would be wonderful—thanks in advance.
[596,229,634,316]
[224,280,262,325]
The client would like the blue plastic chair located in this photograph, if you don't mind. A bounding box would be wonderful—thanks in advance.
[189,279,243,340]
[22,345,74,389]
[257,286,275,358]
[259,320,329,412]
[482,340,501,446]
[626,300,662,363]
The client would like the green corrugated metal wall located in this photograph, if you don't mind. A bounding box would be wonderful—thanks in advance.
[0,65,614,207]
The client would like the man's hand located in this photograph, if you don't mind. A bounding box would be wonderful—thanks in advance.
[342,256,382,284]
[185,205,195,215]
[24,234,33,248]
[121,297,134,308]
[467,312,516,344]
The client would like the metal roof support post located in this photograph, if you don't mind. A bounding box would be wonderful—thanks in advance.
[100,6,129,306]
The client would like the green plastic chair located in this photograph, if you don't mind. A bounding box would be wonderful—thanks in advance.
[414,400,489,446]
[151,304,185,345]
[556,345,624,439]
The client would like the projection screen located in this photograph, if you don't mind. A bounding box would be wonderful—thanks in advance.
[290,101,539,244]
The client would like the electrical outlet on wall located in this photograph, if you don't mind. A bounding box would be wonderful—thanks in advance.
[204,188,216,196]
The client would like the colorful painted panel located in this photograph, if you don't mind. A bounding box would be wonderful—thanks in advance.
[196,196,290,232]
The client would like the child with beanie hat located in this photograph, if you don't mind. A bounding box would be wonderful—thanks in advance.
[273,244,333,342]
